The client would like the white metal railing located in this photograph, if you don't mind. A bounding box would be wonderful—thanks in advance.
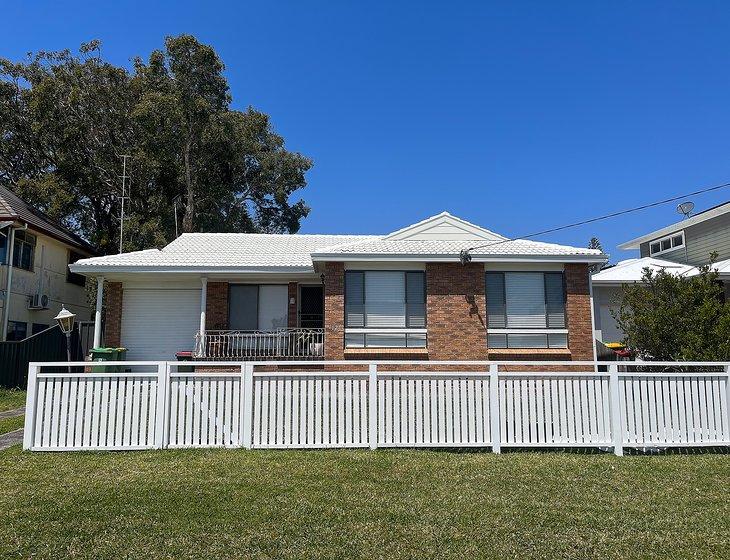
[193,329,324,360]
[22,360,730,454]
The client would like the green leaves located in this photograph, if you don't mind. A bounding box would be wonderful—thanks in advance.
[615,264,730,361]
[0,35,312,254]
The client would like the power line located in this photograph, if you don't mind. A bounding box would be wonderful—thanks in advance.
[459,181,730,264]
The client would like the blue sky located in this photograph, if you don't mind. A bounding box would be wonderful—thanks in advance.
[3,1,730,261]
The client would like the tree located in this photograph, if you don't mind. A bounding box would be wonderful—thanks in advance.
[588,237,605,273]
[614,264,730,361]
[0,35,312,254]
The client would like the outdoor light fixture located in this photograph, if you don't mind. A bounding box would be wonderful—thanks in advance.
[459,249,472,266]
[54,305,76,363]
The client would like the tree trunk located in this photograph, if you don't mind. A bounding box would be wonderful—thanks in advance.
[182,140,195,233]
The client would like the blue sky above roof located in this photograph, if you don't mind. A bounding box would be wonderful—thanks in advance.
[4,1,730,263]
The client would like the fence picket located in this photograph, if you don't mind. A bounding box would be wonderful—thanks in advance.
[23,360,730,452]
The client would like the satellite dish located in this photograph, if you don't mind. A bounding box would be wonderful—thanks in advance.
[677,201,694,218]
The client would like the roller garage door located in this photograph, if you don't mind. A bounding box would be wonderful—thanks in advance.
[120,286,200,360]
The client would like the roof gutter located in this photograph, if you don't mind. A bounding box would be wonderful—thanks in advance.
[68,264,317,276]
[310,253,608,264]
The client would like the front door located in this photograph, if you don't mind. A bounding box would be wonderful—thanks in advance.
[299,285,324,328]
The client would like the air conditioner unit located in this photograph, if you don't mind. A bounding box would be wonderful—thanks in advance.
[28,293,49,310]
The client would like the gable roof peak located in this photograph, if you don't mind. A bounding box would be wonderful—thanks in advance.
[385,211,507,242]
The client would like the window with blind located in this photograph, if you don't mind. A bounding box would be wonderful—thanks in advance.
[486,272,567,349]
[345,271,426,348]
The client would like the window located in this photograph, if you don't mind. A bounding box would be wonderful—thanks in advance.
[0,231,6,264]
[345,271,426,348]
[12,230,36,271]
[7,321,27,341]
[649,231,684,256]
[228,284,288,330]
[486,272,567,349]
[67,251,86,286]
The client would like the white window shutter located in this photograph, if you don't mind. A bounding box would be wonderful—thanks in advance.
[505,273,547,328]
[365,271,406,328]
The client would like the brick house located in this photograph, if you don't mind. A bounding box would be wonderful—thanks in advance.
[70,212,605,362]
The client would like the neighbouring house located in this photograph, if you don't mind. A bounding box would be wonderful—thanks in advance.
[69,212,606,362]
[592,200,730,344]
[0,186,96,341]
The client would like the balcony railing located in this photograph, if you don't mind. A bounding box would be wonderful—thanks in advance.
[193,328,324,360]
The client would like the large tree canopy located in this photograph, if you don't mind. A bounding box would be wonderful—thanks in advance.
[0,35,312,254]
[615,264,730,361]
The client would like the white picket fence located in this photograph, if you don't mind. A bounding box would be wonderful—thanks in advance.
[23,361,730,455]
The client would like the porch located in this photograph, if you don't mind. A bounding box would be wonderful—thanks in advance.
[193,328,324,360]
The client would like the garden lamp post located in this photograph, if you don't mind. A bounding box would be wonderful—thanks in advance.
[54,306,76,364]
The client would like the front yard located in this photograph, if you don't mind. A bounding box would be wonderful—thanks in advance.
[0,447,727,559]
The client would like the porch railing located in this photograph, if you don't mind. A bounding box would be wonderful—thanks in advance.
[193,328,324,360]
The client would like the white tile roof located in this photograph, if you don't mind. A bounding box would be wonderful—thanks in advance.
[71,233,377,272]
[591,257,695,284]
[70,211,606,274]
[312,237,603,259]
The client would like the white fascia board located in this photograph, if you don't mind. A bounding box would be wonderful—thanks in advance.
[618,202,730,249]
[311,253,607,264]
[68,264,315,276]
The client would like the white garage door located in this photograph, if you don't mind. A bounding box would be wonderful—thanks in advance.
[120,287,200,360]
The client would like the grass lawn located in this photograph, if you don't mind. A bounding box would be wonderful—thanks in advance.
[0,414,23,435]
[0,447,727,559]
[0,388,26,412]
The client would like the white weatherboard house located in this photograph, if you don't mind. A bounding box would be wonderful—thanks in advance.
[70,212,606,363]
[592,200,730,344]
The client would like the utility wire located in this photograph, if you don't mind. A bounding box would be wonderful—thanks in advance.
[460,181,730,262]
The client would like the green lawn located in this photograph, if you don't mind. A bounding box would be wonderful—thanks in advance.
[0,414,23,435]
[0,448,727,559]
[0,388,26,412]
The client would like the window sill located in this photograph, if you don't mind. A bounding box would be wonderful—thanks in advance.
[344,348,428,356]
[488,348,571,356]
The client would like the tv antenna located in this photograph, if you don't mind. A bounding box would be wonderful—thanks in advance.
[118,154,131,253]
[676,201,694,219]
[173,194,183,238]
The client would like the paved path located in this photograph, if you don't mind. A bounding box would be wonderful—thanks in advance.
[0,407,25,419]
[0,428,23,450]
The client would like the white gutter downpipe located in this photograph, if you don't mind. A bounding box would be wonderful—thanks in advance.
[92,276,104,349]
[199,276,208,357]
[1,225,23,341]
[588,272,599,369]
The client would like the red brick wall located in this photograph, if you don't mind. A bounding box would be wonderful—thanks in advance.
[323,262,345,360]
[104,282,123,347]
[206,282,228,330]
[426,263,489,360]
[288,282,298,328]
[565,263,595,361]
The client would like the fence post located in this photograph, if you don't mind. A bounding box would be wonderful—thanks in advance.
[725,365,730,441]
[369,363,378,450]
[241,362,254,449]
[22,363,39,450]
[609,364,623,456]
[489,364,500,454]
[154,361,168,449]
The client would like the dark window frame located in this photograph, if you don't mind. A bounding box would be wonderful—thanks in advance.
[7,320,28,341]
[344,270,427,329]
[12,230,36,272]
[484,270,569,349]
